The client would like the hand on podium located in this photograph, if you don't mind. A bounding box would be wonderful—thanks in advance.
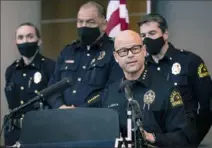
[59,105,75,109]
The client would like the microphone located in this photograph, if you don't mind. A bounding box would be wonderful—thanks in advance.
[120,80,142,119]
[37,78,71,98]
[9,78,71,114]
[120,80,133,101]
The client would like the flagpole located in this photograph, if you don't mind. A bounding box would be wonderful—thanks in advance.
[146,0,151,14]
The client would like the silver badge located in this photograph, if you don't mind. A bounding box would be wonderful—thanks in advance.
[33,72,42,84]
[172,62,181,75]
[143,90,155,110]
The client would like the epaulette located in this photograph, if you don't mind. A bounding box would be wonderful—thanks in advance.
[64,40,80,49]
[10,59,21,66]
[108,37,114,42]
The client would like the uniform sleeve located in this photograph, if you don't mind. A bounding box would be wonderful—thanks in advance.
[188,54,212,142]
[45,60,56,82]
[4,65,16,109]
[106,56,123,86]
[155,89,193,147]
[47,52,65,108]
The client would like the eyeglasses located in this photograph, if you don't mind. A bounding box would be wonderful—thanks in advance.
[115,45,143,57]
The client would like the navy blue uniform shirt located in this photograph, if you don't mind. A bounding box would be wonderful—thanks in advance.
[4,53,55,116]
[101,66,194,147]
[146,43,212,143]
[47,34,123,108]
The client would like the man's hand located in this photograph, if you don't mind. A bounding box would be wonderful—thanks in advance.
[143,130,156,143]
[59,105,75,109]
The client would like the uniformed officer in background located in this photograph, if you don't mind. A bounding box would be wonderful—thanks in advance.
[101,30,194,147]
[4,22,55,146]
[47,1,123,109]
[138,13,212,145]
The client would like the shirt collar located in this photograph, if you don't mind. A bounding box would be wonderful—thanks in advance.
[146,43,176,64]
[15,53,45,69]
[117,66,150,92]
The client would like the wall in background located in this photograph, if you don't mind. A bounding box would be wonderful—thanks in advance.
[0,1,41,145]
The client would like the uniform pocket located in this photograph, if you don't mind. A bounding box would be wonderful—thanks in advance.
[171,75,188,86]
[86,62,108,87]
[60,63,79,79]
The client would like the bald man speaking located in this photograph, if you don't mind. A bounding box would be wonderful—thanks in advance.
[100,30,194,147]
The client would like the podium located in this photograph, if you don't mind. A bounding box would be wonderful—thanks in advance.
[19,108,120,148]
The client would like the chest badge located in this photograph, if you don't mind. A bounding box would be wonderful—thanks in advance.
[172,62,181,75]
[97,51,106,60]
[143,90,155,110]
[33,72,42,84]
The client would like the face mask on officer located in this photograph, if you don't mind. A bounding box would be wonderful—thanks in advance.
[78,27,101,46]
[143,36,165,55]
[17,41,39,58]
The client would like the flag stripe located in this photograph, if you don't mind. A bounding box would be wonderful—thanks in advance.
[105,9,120,35]
[106,0,129,38]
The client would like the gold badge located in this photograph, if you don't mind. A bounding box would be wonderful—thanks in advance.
[198,63,209,78]
[170,91,183,107]
[143,90,155,110]
[172,63,181,75]
[97,51,106,60]
[33,72,42,84]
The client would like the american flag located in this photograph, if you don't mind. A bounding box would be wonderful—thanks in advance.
[105,0,129,38]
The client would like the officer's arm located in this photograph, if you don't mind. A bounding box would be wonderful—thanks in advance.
[4,66,16,110]
[107,56,123,86]
[153,90,191,147]
[188,54,212,142]
[47,52,65,108]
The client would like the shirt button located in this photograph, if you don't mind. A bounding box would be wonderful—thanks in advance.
[20,86,24,90]
[72,90,77,94]
[41,58,45,61]
[34,90,38,93]
[22,114,25,118]
[82,66,86,69]
[157,67,161,71]
[170,57,172,60]
[23,73,27,77]
[20,100,24,104]
[65,66,68,70]
[32,63,35,66]
[174,82,178,86]
[77,78,82,81]
[87,53,90,56]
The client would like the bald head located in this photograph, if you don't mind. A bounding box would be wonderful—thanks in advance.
[114,30,142,51]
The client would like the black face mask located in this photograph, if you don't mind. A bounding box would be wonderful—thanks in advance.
[17,41,38,58]
[78,27,101,46]
[143,36,165,55]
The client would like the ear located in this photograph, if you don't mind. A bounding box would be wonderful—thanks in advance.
[143,45,147,57]
[37,38,42,46]
[113,51,119,63]
[101,19,107,32]
[163,29,169,41]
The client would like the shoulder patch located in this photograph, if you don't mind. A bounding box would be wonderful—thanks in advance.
[170,90,183,107]
[197,63,209,78]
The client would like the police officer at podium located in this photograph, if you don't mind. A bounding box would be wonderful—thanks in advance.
[101,30,196,147]
[4,22,55,146]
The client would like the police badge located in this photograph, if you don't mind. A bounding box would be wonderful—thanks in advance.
[143,90,155,110]
[97,51,106,60]
[33,72,42,84]
[172,62,181,75]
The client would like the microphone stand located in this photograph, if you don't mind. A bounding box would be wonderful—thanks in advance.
[0,93,46,148]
